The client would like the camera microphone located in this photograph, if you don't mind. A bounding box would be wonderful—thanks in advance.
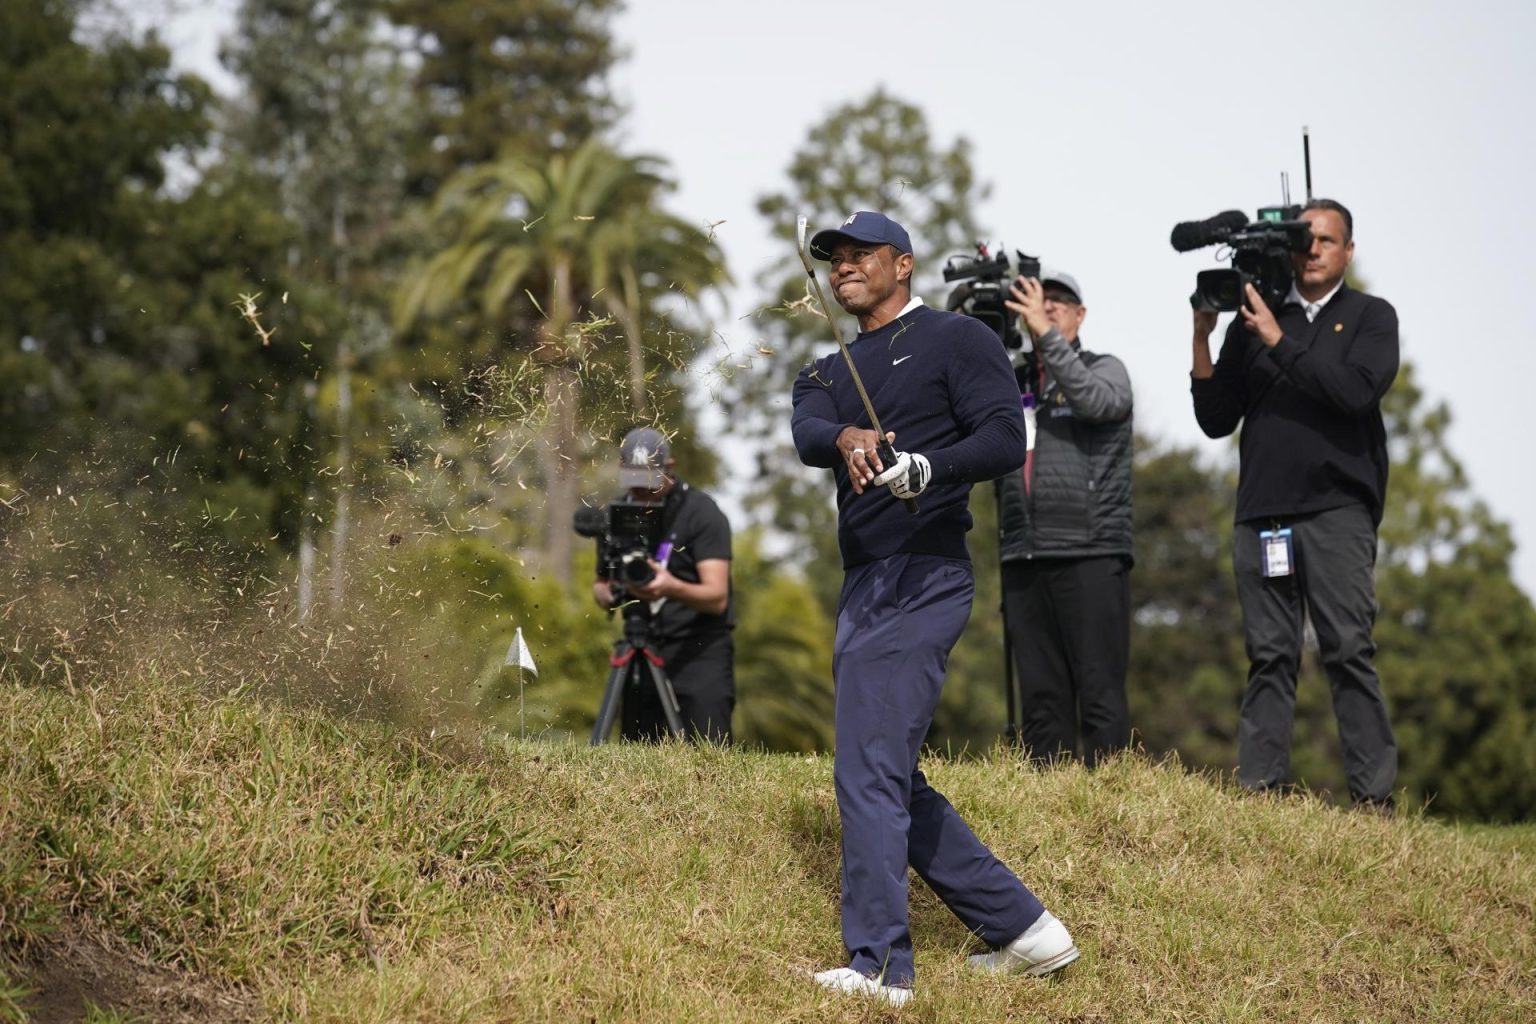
[1169,210,1250,253]
[572,505,608,538]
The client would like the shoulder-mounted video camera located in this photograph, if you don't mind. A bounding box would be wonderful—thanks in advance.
[1172,127,1322,313]
[943,244,1041,350]
[1170,206,1312,313]
[573,498,666,596]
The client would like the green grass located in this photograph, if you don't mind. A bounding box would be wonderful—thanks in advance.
[3,673,1533,1023]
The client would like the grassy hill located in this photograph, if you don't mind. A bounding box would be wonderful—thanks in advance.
[3,674,1533,1023]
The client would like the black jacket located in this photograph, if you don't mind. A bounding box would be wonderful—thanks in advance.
[1191,283,1399,526]
[998,328,1134,562]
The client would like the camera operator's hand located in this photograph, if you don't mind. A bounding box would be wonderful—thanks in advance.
[1240,283,1283,348]
[628,563,677,603]
[1005,275,1052,340]
[592,579,618,609]
[836,426,896,495]
[1191,307,1219,379]
[1192,307,1219,340]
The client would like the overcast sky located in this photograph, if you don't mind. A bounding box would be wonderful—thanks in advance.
[159,0,1536,595]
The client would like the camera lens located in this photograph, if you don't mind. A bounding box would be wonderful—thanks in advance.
[620,551,655,586]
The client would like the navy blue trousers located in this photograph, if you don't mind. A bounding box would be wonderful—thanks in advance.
[833,553,1044,986]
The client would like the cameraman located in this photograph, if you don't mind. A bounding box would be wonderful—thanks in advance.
[590,427,735,744]
[1190,199,1399,809]
[998,270,1135,766]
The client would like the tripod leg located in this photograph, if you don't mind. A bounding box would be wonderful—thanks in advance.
[1003,619,1021,746]
[590,649,630,746]
[645,660,687,740]
[996,478,1022,745]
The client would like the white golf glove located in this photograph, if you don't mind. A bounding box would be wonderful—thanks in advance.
[871,451,931,500]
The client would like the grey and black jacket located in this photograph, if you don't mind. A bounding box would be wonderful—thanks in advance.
[996,327,1134,563]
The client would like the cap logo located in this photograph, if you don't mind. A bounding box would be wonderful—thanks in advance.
[842,214,858,227]
[627,445,653,466]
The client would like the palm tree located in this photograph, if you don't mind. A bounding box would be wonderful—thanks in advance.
[396,139,727,583]
[588,205,729,415]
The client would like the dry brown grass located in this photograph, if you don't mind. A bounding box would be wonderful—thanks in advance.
[3,667,1534,1023]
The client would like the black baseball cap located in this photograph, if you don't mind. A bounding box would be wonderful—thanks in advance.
[810,211,913,260]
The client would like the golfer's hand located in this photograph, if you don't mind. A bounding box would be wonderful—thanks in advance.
[837,426,895,495]
[871,450,931,500]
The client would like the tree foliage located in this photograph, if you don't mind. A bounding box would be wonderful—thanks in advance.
[216,0,419,612]
[1126,437,1246,771]
[395,138,728,582]
[0,0,212,479]
[388,0,624,198]
[1373,364,1536,819]
[0,0,326,579]
[729,530,837,751]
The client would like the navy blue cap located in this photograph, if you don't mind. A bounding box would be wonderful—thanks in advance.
[619,427,672,489]
[809,211,913,260]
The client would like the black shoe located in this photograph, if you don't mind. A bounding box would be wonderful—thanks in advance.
[1352,796,1395,818]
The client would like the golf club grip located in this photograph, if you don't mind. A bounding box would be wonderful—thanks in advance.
[876,439,920,516]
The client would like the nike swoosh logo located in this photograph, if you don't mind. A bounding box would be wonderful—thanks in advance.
[893,355,913,365]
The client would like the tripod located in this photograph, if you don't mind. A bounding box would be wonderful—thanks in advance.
[995,475,1023,746]
[590,605,685,745]
[998,364,1041,746]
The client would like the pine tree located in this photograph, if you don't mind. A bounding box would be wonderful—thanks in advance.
[1372,364,1536,819]
[388,0,623,199]
[0,0,211,482]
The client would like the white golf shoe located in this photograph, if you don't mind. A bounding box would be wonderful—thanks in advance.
[967,910,1080,977]
[812,966,913,1008]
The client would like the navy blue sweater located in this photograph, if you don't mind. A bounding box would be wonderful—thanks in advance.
[791,304,1028,567]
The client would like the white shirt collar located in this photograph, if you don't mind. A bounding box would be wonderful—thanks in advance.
[1285,279,1344,322]
[897,295,926,317]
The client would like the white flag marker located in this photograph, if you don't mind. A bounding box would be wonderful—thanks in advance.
[505,627,539,676]
[504,626,538,740]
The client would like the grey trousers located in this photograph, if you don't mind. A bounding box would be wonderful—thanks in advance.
[1233,503,1397,803]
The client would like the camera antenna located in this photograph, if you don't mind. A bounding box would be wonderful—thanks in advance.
[795,215,918,515]
[1281,171,1292,208]
[1302,125,1314,201]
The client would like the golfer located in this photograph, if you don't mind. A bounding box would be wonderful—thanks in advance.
[791,211,1079,1007]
